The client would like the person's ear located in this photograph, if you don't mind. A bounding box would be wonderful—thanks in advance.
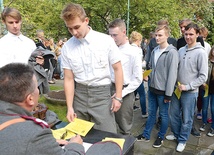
[25,94,35,106]
[124,29,126,35]
[85,17,89,24]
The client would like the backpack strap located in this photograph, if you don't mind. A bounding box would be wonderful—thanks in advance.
[0,118,26,131]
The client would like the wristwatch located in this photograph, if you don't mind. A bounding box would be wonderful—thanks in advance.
[114,97,123,103]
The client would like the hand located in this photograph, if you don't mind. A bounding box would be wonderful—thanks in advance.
[178,84,186,91]
[56,139,69,146]
[164,99,171,103]
[69,135,83,145]
[36,56,44,65]
[66,108,77,122]
[202,83,206,89]
[143,76,148,82]
[111,98,122,112]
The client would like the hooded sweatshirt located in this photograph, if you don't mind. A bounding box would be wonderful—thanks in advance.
[149,44,179,100]
[177,42,208,92]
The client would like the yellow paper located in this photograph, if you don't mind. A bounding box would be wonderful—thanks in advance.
[102,137,125,149]
[52,128,76,140]
[174,82,181,99]
[143,69,152,78]
[65,118,94,137]
[204,84,209,97]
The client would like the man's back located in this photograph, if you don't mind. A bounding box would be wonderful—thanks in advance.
[0,100,85,155]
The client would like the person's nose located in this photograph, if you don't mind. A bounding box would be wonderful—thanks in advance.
[71,29,77,36]
[13,22,18,28]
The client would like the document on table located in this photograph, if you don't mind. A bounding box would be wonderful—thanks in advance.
[52,118,94,139]
[52,128,76,140]
[102,137,125,149]
[65,118,94,137]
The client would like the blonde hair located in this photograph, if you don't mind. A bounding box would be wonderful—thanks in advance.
[157,19,169,26]
[108,18,126,31]
[155,25,170,36]
[61,3,86,22]
[200,27,209,38]
[1,7,22,22]
[129,31,142,44]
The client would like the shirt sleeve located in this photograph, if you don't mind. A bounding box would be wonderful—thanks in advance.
[122,52,142,97]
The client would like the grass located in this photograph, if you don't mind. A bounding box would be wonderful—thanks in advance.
[38,85,68,122]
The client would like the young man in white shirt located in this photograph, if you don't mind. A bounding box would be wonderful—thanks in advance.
[108,19,142,135]
[60,3,123,133]
[0,7,36,67]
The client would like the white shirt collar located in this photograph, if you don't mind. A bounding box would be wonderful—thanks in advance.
[78,26,93,44]
[7,31,24,41]
[119,41,129,49]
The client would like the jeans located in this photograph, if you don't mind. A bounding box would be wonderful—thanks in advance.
[58,55,64,79]
[136,82,147,115]
[170,92,197,143]
[202,92,214,129]
[143,91,169,139]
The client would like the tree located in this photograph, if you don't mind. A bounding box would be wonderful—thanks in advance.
[2,0,213,45]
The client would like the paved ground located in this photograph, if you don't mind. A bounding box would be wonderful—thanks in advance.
[132,101,214,155]
[52,79,214,155]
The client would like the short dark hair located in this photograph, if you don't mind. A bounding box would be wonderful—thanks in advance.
[185,22,200,34]
[0,63,35,103]
[179,19,191,26]
[157,19,169,26]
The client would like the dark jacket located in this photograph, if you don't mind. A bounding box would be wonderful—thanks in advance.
[0,100,85,155]
[28,46,55,94]
[177,36,204,50]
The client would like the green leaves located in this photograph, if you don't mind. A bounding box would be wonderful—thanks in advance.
[2,0,213,44]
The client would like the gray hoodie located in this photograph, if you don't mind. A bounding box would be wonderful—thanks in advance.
[149,44,179,100]
[177,42,208,92]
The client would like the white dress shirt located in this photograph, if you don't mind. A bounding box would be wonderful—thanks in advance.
[112,42,142,97]
[0,32,36,67]
[61,28,121,86]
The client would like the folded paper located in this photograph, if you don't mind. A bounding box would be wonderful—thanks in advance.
[102,137,125,149]
[52,118,94,139]
[174,82,181,99]
[65,118,94,137]
[143,69,152,78]
[204,84,209,97]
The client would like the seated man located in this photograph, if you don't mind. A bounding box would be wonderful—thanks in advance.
[0,63,84,155]
[0,63,122,155]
